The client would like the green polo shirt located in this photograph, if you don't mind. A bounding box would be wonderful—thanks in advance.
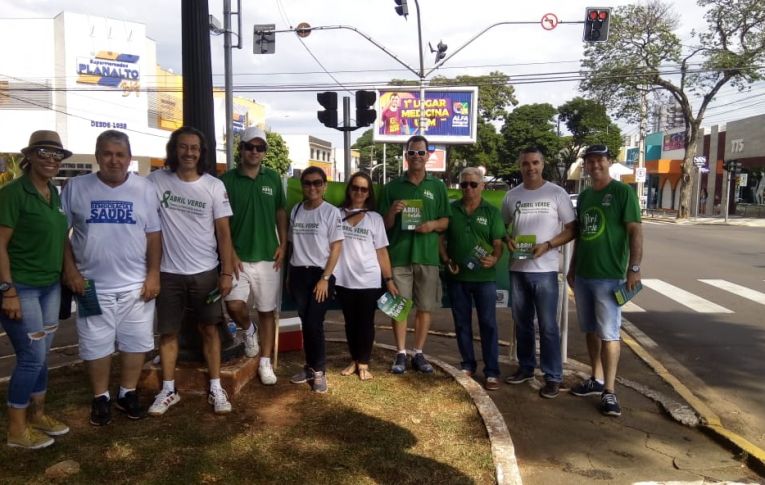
[379,172,451,267]
[220,166,286,262]
[445,198,505,282]
[0,175,68,286]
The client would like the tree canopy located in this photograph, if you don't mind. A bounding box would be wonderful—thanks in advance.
[558,97,622,171]
[233,130,292,175]
[580,0,765,218]
[499,103,562,177]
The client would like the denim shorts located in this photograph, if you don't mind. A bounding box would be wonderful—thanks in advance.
[574,277,623,341]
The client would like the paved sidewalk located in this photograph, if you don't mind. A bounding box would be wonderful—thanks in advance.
[323,307,763,484]
[643,214,765,227]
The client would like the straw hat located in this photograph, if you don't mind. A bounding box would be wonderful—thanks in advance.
[21,130,73,159]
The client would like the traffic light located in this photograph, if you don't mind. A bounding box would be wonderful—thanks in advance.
[317,92,338,128]
[583,7,611,42]
[435,41,447,63]
[725,160,743,173]
[355,90,377,128]
[254,24,276,54]
[394,0,409,18]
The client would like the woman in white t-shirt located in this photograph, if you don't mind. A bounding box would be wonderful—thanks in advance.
[287,167,343,393]
[335,172,398,381]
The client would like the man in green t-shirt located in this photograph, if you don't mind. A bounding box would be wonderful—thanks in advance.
[379,135,451,375]
[220,127,287,385]
[567,145,643,417]
[439,167,504,390]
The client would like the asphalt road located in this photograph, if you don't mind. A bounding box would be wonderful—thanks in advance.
[627,221,765,449]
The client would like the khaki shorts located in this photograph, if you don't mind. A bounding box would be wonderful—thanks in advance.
[392,264,442,312]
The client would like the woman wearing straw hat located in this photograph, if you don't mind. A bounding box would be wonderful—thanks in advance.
[0,130,72,449]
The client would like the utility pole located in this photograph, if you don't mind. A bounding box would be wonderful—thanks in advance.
[638,88,647,209]
[223,0,234,169]
[343,96,351,180]
[414,0,427,138]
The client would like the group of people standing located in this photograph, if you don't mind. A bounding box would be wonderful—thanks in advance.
[0,127,641,451]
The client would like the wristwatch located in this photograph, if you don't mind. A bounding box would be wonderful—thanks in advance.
[629,264,641,273]
[322,274,331,281]
[0,282,14,292]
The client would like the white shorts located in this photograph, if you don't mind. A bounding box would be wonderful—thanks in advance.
[224,261,282,312]
[76,288,155,361]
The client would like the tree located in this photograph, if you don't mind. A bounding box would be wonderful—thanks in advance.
[580,0,765,218]
[351,128,403,182]
[233,130,292,175]
[558,97,623,181]
[499,103,563,180]
[0,154,22,187]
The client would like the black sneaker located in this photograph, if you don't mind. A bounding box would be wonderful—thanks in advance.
[571,377,605,396]
[600,392,622,417]
[539,381,560,399]
[411,353,434,374]
[115,391,147,420]
[391,353,407,374]
[90,395,112,426]
[505,369,534,385]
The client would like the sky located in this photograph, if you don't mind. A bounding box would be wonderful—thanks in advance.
[2,0,763,150]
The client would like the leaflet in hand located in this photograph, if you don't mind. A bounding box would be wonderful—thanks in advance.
[377,292,413,322]
[401,199,423,231]
[512,234,536,260]
[464,240,493,271]
[613,281,643,306]
[76,279,102,318]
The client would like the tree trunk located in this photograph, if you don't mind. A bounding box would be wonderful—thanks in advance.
[677,121,701,219]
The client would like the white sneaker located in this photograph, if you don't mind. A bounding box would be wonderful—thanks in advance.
[208,389,232,414]
[244,330,260,358]
[258,362,277,385]
[148,390,180,416]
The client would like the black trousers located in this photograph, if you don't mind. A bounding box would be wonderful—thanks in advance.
[336,286,382,364]
[288,266,334,372]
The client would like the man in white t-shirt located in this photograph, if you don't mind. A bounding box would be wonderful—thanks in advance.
[146,126,235,416]
[501,146,576,399]
[62,130,161,426]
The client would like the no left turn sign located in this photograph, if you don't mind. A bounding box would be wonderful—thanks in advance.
[541,13,559,30]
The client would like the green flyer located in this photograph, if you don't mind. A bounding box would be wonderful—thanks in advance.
[377,292,413,322]
[464,240,493,271]
[512,234,536,260]
[76,279,102,318]
[401,199,423,230]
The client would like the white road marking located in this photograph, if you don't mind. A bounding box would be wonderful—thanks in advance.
[642,279,733,313]
[621,301,646,312]
[699,279,765,306]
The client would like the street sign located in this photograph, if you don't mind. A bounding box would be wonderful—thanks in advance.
[635,167,647,183]
[693,156,706,168]
[541,13,559,30]
[296,22,311,38]
[253,24,276,54]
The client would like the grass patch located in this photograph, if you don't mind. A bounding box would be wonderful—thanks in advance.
[0,343,494,484]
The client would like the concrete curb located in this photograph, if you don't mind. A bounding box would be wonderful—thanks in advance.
[327,337,524,485]
[621,318,765,473]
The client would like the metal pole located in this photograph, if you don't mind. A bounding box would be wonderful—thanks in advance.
[693,166,700,219]
[723,167,730,223]
[383,143,387,184]
[638,88,647,210]
[560,242,572,363]
[343,96,351,181]
[223,0,234,169]
[414,0,428,138]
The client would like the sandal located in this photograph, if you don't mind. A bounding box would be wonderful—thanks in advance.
[340,361,357,376]
[358,364,373,381]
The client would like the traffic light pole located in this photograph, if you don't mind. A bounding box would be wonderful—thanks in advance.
[343,96,351,180]
[414,0,428,138]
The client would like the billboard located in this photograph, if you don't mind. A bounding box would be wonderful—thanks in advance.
[373,87,478,144]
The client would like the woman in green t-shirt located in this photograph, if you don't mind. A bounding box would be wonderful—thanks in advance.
[0,131,71,450]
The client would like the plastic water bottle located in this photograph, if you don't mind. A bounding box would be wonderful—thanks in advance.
[227,320,238,336]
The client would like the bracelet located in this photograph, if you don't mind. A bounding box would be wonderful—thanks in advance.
[220,273,233,278]
[384,277,393,283]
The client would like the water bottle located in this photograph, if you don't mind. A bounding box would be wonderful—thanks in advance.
[227,320,238,336]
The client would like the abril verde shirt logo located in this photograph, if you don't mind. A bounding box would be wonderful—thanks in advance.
[580,207,606,241]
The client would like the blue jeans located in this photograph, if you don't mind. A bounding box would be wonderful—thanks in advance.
[447,281,500,378]
[0,282,60,408]
[510,272,562,382]
[574,277,623,341]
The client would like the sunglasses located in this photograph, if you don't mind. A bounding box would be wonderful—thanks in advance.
[35,148,66,161]
[350,184,369,194]
[302,179,325,188]
[460,181,479,189]
[406,150,428,157]
[242,142,267,153]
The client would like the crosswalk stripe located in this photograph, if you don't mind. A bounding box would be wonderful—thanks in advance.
[621,301,646,312]
[641,279,733,313]
[698,279,765,306]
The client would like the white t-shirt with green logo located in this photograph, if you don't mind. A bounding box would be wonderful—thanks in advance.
[147,169,232,274]
[288,201,344,269]
[334,210,389,289]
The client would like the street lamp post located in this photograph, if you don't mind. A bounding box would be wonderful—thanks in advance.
[556,160,566,186]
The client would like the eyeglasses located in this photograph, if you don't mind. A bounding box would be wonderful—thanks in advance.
[406,150,428,157]
[350,184,369,194]
[460,181,479,189]
[35,148,66,161]
[242,142,267,153]
[301,179,325,188]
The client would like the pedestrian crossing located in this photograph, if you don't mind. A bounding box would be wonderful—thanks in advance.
[622,278,765,314]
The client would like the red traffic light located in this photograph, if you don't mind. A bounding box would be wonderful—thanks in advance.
[598,11,608,20]
[589,10,599,20]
